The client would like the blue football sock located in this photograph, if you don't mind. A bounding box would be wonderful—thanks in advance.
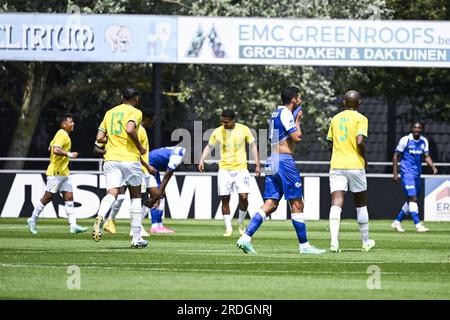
[291,219,308,244]
[395,210,408,222]
[245,212,265,237]
[150,208,161,224]
[156,209,163,224]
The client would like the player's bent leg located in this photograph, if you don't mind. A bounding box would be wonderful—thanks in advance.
[237,202,275,254]
[391,201,408,232]
[27,192,53,235]
[93,193,116,242]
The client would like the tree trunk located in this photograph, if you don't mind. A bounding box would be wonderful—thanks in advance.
[5,62,49,170]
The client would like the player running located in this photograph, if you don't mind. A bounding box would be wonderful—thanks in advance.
[27,115,87,235]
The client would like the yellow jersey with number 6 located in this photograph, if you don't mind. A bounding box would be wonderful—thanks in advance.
[327,109,368,169]
[99,103,143,162]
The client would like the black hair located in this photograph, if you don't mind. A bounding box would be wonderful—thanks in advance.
[221,109,235,119]
[281,86,300,105]
[142,110,155,119]
[57,114,72,127]
[122,87,139,101]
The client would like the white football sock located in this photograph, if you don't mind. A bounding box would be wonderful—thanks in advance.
[31,201,45,220]
[65,201,76,227]
[130,198,142,241]
[110,194,125,220]
[98,194,116,219]
[238,209,247,224]
[357,206,370,245]
[329,205,342,245]
[223,214,232,231]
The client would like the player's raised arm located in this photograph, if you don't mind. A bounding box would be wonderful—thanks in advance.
[287,96,303,143]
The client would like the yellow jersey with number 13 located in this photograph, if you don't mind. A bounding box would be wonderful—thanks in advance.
[327,109,368,169]
[99,103,143,162]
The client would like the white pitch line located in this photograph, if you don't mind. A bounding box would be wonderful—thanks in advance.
[2,263,450,276]
[1,259,449,267]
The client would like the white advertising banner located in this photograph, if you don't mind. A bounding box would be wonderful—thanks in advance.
[0,13,177,62]
[425,178,450,221]
[178,17,450,67]
[0,173,320,221]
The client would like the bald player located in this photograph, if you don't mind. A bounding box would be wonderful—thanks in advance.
[326,90,375,253]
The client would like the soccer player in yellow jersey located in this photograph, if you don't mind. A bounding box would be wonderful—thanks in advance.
[26,115,88,235]
[93,87,150,248]
[198,109,261,236]
[326,90,375,253]
[102,112,155,237]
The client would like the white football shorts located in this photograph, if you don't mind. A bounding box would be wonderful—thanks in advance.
[329,169,367,193]
[103,161,142,190]
[45,175,73,194]
[218,169,250,196]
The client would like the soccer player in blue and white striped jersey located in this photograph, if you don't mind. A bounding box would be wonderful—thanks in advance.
[391,122,438,232]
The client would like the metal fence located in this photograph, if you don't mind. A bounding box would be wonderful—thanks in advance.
[1,157,449,178]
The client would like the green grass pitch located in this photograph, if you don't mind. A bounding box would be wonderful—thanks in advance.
[1,218,449,299]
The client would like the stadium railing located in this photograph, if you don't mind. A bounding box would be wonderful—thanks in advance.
[0,157,449,178]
